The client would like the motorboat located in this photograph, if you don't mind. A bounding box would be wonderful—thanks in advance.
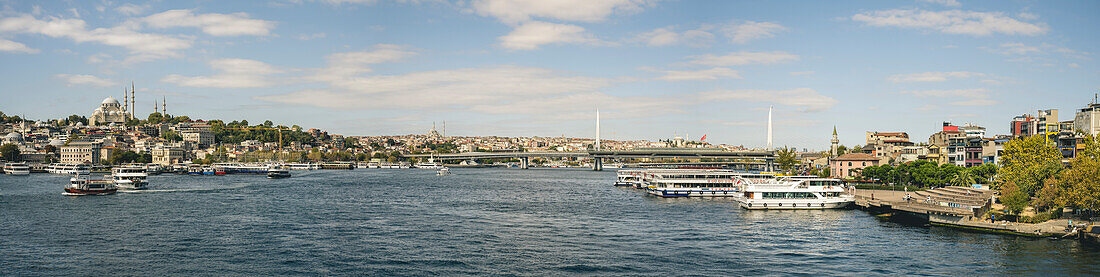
[65,175,117,196]
[267,166,291,179]
[437,167,450,176]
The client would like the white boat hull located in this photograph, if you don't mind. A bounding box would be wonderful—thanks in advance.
[646,187,740,197]
[736,198,853,210]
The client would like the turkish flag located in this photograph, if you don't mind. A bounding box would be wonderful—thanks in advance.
[700,134,707,141]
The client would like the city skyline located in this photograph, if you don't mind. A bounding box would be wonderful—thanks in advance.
[1,1,1097,149]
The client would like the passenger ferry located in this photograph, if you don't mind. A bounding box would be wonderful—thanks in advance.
[48,163,91,175]
[437,167,450,176]
[643,169,749,197]
[415,161,444,169]
[3,162,31,175]
[267,166,291,179]
[144,163,164,175]
[90,165,112,174]
[65,175,117,196]
[286,163,319,170]
[734,177,853,210]
[614,169,644,187]
[112,166,148,190]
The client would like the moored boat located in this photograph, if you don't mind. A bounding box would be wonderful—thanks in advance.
[734,177,853,210]
[614,169,643,186]
[437,167,450,176]
[643,169,748,197]
[3,162,31,175]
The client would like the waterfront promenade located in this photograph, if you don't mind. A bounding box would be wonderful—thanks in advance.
[850,188,1073,237]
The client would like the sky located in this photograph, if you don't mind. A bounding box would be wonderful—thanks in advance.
[0,0,1097,150]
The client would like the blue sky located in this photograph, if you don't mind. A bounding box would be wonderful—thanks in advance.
[0,0,1097,150]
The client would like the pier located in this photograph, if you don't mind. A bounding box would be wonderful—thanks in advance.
[852,187,1072,237]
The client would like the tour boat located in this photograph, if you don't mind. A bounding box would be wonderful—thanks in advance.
[65,175,117,196]
[437,167,450,176]
[48,163,91,175]
[112,166,148,190]
[267,166,291,179]
[90,165,112,174]
[614,169,644,187]
[143,163,164,175]
[643,169,749,197]
[3,162,31,175]
[286,163,319,170]
[416,161,444,169]
[734,177,853,210]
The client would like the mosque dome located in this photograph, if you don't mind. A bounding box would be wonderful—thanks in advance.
[102,97,120,105]
[4,132,23,141]
[49,139,65,147]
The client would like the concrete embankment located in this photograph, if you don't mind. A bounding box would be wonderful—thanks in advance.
[850,187,1072,237]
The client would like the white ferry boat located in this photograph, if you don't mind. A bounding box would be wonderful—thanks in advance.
[734,177,853,210]
[112,166,148,190]
[65,175,117,196]
[644,169,749,197]
[614,169,644,186]
[286,163,319,170]
[415,161,444,169]
[3,162,31,175]
[437,167,450,176]
[48,163,91,175]
[144,163,164,175]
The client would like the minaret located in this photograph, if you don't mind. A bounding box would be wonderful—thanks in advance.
[442,120,446,137]
[162,96,166,114]
[766,106,773,150]
[595,108,601,151]
[131,81,136,119]
[830,126,839,157]
[154,99,158,114]
[123,87,129,115]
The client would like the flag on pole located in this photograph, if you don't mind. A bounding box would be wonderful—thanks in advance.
[700,134,707,141]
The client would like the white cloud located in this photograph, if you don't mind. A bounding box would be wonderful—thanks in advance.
[115,3,151,16]
[697,88,838,112]
[992,42,1042,55]
[498,21,602,50]
[297,32,326,40]
[722,21,786,44]
[0,14,192,61]
[790,71,815,76]
[162,58,283,88]
[950,99,998,106]
[55,74,116,87]
[471,0,652,24]
[309,44,418,89]
[1017,12,1039,20]
[688,51,799,66]
[918,0,960,7]
[142,9,275,36]
[0,38,39,53]
[656,67,741,81]
[887,71,985,82]
[851,9,1046,36]
[633,25,713,47]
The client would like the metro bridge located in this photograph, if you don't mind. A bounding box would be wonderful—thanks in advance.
[402,148,776,171]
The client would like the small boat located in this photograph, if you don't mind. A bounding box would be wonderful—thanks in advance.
[3,162,31,175]
[267,166,291,179]
[112,166,148,190]
[437,167,450,176]
[202,166,217,175]
[65,175,117,195]
[614,169,643,186]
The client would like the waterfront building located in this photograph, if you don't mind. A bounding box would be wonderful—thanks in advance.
[981,137,1008,165]
[181,130,215,147]
[1010,114,1037,137]
[928,122,965,166]
[829,153,879,179]
[151,147,185,165]
[60,140,102,164]
[90,97,129,126]
[864,131,913,164]
[1074,99,1100,135]
[1037,109,1059,136]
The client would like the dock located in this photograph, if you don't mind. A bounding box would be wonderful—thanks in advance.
[851,187,1071,237]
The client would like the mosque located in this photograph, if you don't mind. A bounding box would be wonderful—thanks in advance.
[90,83,136,126]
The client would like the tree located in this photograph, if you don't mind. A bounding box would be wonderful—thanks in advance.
[307,149,324,161]
[0,144,20,161]
[1048,133,1100,210]
[776,146,797,174]
[999,134,1063,197]
[162,130,183,142]
[1000,181,1030,215]
[950,169,977,187]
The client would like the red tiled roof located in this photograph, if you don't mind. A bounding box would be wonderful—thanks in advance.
[833,153,878,161]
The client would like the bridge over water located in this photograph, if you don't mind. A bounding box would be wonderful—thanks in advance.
[403,148,776,171]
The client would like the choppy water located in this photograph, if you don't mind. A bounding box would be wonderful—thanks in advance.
[2,168,1098,276]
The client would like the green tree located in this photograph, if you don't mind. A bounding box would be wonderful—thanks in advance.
[950,169,977,187]
[307,149,324,161]
[1047,133,1100,210]
[162,130,183,142]
[0,144,20,161]
[1000,181,1030,215]
[776,146,798,174]
[999,134,1063,196]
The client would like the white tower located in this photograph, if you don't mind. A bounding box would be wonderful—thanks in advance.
[766,106,773,150]
[595,108,601,151]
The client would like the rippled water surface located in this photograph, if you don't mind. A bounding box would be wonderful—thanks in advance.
[2,168,1099,276]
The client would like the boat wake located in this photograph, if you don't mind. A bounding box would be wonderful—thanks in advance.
[119,183,252,193]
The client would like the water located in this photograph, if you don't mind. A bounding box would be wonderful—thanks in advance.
[2,168,1098,276]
